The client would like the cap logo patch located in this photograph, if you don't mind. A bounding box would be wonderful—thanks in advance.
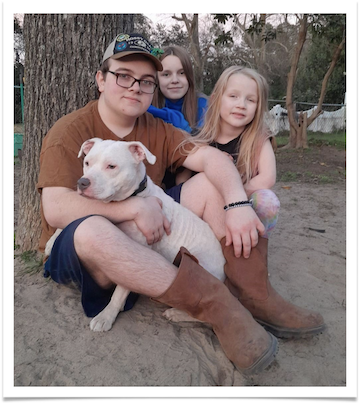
[116,34,130,42]
[115,41,128,52]
[113,34,152,55]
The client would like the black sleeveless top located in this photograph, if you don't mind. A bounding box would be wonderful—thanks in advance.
[210,135,273,164]
[210,135,241,163]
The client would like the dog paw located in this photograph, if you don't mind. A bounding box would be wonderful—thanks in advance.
[90,312,115,332]
[162,308,174,320]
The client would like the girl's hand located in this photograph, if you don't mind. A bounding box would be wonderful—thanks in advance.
[224,206,265,258]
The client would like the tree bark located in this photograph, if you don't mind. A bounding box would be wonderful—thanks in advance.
[172,14,204,91]
[306,35,346,127]
[285,14,308,149]
[301,113,308,148]
[284,15,345,149]
[17,14,134,252]
[259,14,267,69]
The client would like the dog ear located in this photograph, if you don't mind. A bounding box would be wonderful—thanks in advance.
[78,138,103,158]
[128,142,156,165]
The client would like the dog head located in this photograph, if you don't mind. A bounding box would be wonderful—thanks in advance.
[77,138,156,202]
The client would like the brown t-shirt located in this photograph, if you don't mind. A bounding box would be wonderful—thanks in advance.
[37,100,192,252]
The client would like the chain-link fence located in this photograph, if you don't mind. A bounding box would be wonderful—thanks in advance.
[14,84,24,156]
[267,100,346,135]
[13,87,345,157]
[14,83,24,126]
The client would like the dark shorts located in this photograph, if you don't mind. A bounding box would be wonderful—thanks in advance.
[43,215,139,317]
[165,183,183,204]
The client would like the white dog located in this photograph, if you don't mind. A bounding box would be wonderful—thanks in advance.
[45,138,226,331]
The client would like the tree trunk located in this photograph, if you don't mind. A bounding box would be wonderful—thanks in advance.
[259,14,267,75]
[301,112,308,148]
[173,14,204,91]
[285,15,345,149]
[306,35,346,127]
[285,15,308,149]
[17,14,134,252]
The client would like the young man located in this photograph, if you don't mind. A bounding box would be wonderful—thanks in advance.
[37,33,324,374]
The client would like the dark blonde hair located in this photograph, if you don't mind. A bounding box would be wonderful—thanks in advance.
[190,66,274,184]
[152,46,198,128]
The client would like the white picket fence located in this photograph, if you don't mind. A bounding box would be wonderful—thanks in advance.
[266,104,346,135]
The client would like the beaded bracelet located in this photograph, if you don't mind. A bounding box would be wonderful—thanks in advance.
[224,199,253,211]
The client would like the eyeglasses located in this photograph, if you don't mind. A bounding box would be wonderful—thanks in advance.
[107,71,157,94]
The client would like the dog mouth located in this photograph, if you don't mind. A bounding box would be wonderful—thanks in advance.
[102,194,118,203]
[78,189,91,198]
[77,187,116,203]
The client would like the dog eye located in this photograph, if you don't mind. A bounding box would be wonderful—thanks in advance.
[107,164,116,169]
[85,161,89,166]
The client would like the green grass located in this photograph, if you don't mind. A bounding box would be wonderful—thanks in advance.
[280,171,298,182]
[307,132,346,149]
[275,131,346,149]
[14,242,43,275]
[318,175,333,184]
[18,253,43,275]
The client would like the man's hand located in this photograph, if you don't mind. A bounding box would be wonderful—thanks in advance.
[132,196,171,245]
[224,206,265,258]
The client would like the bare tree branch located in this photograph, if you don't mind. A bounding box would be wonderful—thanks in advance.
[307,35,346,126]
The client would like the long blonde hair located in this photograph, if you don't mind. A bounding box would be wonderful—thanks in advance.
[190,66,274,184]
[152,46,198,128]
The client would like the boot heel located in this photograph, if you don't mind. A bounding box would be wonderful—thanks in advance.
[257,319,327,339]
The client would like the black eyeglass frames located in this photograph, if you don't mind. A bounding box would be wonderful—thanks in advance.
[107,71,157,94]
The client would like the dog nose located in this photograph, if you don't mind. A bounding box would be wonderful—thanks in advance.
[77,177,91,190]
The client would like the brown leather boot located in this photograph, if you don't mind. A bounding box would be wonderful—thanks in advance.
[221,237,326,338]
[155,247,278,375]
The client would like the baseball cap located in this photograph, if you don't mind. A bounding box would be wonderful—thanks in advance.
[102,33,163,71]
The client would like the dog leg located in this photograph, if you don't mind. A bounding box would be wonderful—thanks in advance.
[90,285,130,331]
[45,228,63,256]
[163,308,201,323]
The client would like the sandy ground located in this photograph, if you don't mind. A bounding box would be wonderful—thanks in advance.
[12,163,346,393]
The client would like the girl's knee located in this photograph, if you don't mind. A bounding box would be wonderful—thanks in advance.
[181,172,220,214]
[186,172,211,189]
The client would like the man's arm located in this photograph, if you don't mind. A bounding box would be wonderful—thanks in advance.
[182,146,265,258]
[42,187,171,245]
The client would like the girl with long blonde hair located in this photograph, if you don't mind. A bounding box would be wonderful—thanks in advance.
[171,66,325,339]
[181,65,279,239]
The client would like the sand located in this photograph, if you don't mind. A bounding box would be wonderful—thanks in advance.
[11,180,348,397]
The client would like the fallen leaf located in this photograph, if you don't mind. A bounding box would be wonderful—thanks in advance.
[281,186,292,189]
